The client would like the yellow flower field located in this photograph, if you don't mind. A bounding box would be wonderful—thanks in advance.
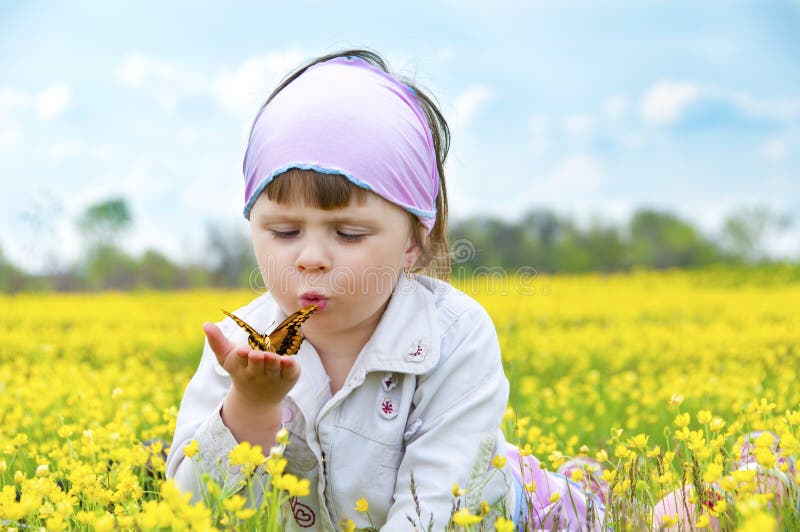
[1,269,798,530]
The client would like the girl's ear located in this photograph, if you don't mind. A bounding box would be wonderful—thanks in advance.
[403,223,426,267]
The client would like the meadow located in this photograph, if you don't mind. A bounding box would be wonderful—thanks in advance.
[0,268,798,530]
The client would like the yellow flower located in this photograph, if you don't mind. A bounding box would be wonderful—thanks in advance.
[600,469,616,484]
[709,498,727,518]
[645,445,661,458]
[718,475,736,492]
[492,454,507,469]
[452,482,466,497]
[35,463,49,477]
[183,439,199,458]
[661,513,678,527]
[479,500,490,516]
[340,518,356,532]
[266,457,287,476]
[229,441,265,468]
[524,480,537,493]
[702,463,723,483]
[236,508,256,520]
[697,410,712,424]
[94,515,115,532]
[570,468,584,482]
[223,494,246,512]
[626,433,649,449]
[548,491,561,504]
[709,417,726,432]
[785,409,800,425]
[732,469,756,483]
[754,448,777,468]
[273,473,311,497]
[696,513,710,528]
[595,449,608,462]
[674,412,691,428]
[494,516,515,532]
[668,393,684,406]
[614,444,630,458]
[275,427,289,444]
[548,450,565,468]
[739,511,776,532]
[355,497,369,513]
[13,470,24,483]
[451,507,482,526]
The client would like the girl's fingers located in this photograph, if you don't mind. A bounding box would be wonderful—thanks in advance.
[203,322,233,363]
[203,322,248,368]
[262,351,282,374]
[279,356,300,381]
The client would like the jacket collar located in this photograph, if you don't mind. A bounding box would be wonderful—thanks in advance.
[277,274,442,416]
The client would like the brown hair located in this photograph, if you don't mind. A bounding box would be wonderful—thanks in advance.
[248,49,451,281]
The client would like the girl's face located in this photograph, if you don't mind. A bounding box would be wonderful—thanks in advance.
[249,190,420,342]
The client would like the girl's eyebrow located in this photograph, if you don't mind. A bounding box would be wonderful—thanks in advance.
[257,213,378,226]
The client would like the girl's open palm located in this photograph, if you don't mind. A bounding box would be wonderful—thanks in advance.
[202,321,300,405]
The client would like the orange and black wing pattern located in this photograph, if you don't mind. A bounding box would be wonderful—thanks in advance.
[222,310,270,351]
[267,304,318,356]
[222,303,318,356]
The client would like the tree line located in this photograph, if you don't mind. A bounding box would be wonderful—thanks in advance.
[0,198,796,293]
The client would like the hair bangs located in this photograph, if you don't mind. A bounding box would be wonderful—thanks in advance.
[265,168,371,210]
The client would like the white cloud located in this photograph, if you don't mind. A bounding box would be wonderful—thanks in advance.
[727,90,800,122]
[431,45,458,64]
[48,140,85,160]
[36,83,71,120]
[548,154,605,192]
[604,94,628,121]
[640,80,701,125]
[640,80,800,126]
[529,114,551,157]
[0,88,33,116]
[0,126,21,150]
[117,52,201,111]
[117,49,309,115]
[760,137,788,163]
[213,49,306,114]
[47,140,125,162]
[452,85,493,129]
[517,153,608,212]
[563,114,593,142]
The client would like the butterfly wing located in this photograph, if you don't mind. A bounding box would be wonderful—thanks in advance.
[222,310,270,351]
[268,304,319,356]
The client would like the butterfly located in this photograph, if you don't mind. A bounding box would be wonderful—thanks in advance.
[222,304,318,356]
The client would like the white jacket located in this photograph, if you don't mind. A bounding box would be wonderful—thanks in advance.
[167,274,513,530]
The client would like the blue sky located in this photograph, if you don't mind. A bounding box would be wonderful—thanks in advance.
[1,1,799,273]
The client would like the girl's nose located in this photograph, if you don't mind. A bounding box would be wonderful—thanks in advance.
[295,238,331,273]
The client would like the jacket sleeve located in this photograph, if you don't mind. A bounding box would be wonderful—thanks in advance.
[166,328,251,501]
[383,304,512,530]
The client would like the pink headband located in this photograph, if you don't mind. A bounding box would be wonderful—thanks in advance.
[242,56,439,233]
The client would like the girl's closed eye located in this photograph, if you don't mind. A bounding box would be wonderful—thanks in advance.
[270,228,299,239]
[337,230,366,242]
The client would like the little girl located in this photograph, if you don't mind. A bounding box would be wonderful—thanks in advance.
[166,49,603,531]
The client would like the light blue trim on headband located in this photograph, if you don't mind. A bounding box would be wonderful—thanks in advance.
[243,164,436,220]
[405,205,435,219]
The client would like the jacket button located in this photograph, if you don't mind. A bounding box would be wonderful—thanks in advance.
[404,341,426,362]
[379,396,399,419]
[382,372,397,392]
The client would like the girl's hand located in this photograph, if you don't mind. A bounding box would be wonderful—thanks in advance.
[202,321,300,406]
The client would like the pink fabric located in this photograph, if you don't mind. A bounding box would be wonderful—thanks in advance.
[506,443,606,530]
[242,55,439,233]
